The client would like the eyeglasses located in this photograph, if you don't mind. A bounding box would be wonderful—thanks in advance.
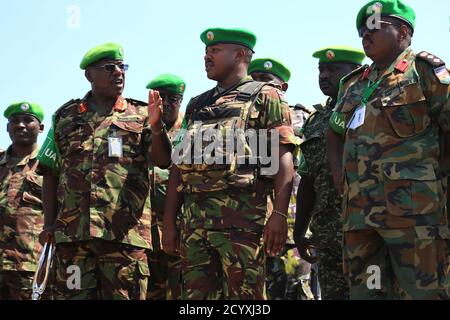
[94,63,129,73]
[358,20,401,38]
[159,92,182,105]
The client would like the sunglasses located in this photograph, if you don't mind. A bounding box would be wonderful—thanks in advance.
[159,92,182,105]
[358,20,401,38]
[94,63,129,73]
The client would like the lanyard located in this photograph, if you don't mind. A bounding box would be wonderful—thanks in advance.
[361,76,385,105]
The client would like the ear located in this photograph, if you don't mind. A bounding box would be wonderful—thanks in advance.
[281,82,289,92]
[39,123,44,133]
[85,69,93,83]
[398,24,409,42]
[235,47,246,62]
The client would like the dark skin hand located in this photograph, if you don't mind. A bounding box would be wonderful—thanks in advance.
[293,176,317,264]
[161,165,183,256]
[264,145,294,257]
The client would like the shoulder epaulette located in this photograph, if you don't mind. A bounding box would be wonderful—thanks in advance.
[126,98,148,106]
[340,64,369,84]
[416,51,446,68]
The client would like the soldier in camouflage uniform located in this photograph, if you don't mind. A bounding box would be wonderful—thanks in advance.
[294,46,365,300]
[249,58,312,300]
[328,0,450,299]
[37,43,172,300]
[0,102,45,299]
[162,28,298,300]
[146,74,185,300]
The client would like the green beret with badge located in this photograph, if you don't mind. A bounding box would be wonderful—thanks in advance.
[4,102,44,123]
[356,0,416,32]
[146,74,186,95]
[248,58,291,82]
[313,46,366,65]
[80,42,125,70]
[200,27,257,51]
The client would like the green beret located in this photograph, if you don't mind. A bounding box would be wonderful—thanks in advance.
[356,0,416,31]
[4,102,44,123]
[313,46,366,65]
[248,58,291,82]
[200,28,257,52]
[80,42,124,70]
[146,74,186,95]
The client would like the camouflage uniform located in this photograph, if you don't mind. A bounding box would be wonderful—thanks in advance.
[334,48,450,299]
[176,77,296,300]
[300,100,349,300]
[0,146,43,300]
[148,113,183,300]
[38,92,153,300]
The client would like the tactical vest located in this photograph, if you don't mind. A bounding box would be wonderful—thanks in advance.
[176,81,270,193]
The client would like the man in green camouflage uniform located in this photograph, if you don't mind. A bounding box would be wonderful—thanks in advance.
[37,43,172,300]
[163,28,297,300]
[249,58,312,300]
[328,0,450,299]
[294,47,365,300]
[0,102,45,299]
[146,74,185,300]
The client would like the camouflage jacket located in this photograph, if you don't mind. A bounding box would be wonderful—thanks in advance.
[0,146,43,272]
[38,92,154,249]
[334,48,450,231]
[299,99,342,237]
[179,76,297,232]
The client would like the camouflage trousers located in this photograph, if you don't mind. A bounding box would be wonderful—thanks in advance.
[314,240,349,300]
[147,249,182,300]
[343,226,450,300]
[54,239,149,300]
[180,228,266,300]
[266,256,287,299]
[266,250,314,300]
[0,270,34,300]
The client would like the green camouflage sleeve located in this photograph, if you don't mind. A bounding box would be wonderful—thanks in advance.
[417,61,450,132]
[255,86,299,146]
[37,114,61,175]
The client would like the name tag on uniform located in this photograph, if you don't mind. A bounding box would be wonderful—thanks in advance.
[108,136,123,158]
[347,104,366,130]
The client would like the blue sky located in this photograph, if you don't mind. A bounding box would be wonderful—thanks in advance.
[0,0,449,149]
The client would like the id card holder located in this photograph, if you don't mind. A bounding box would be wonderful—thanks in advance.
[347,104,366,130]
[108,130,123,158]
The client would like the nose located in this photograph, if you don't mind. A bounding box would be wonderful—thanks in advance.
[319,72,330,81]
[112,65,124,76]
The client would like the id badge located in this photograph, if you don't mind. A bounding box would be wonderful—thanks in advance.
[347,104,366,130]
[108,136,123,158]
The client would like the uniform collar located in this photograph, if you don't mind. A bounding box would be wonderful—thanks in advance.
[0,145,39,167]
[79,91,127,114]
[366,47,414,82]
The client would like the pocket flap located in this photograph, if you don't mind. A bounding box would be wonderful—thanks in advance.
[112,120,144,134]
[383,162,436,181]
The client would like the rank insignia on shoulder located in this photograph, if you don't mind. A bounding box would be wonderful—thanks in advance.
[417,51,445,67]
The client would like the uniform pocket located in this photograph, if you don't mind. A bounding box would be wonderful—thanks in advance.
[111,120,144,156]
[383,162,441,216]
[380,82,430,138]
